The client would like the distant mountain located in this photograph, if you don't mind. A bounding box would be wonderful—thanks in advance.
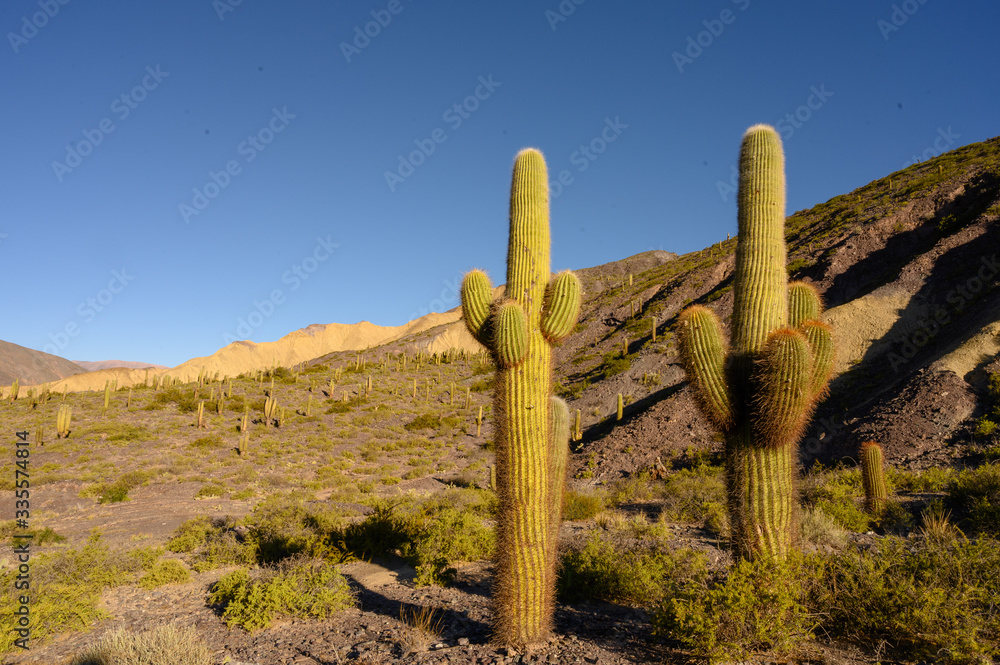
[17,310,480,393]
[0,340,86,385]
[72,360,168,372]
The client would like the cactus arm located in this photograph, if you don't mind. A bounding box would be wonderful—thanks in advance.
[493,300,530,369]
[751,328,813,449]
[801,320,834,398]
[787,281,822,327]
[462,270,494,344]
[540,271,581,342]
[678,305,735,430]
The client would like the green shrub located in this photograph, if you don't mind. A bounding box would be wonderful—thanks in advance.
[598,351,632,379]
[974,417,997,438]
[658,465,726,524]
[558,534,705,606]
[207,556,355,633]
[146,388,200,413]
[562,489,605,521]
[946,463,1000,537]
[406,508,494,586]
[138,560,191,589]
[808,537,1000,663]
[404,413,460,432]
[194,483,227,499]
[653,556,812,663]
[802,466,871,532]
[166,517,214,553]
[83,470,152,504]
[189,434,224,449]
[888,466,955,492]
[69,624,211,665]
[0,535,156,653]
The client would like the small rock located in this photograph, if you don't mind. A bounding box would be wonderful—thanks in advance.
[458,637,470,646]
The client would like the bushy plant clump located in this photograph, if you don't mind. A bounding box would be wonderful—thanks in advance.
[0,534,162,652]
[208,555,355,633]
[558,533,706,606]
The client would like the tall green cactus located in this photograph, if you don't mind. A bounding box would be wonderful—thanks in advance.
[460,148,581,647]
[860,441,888,515]
[678,125,834,560]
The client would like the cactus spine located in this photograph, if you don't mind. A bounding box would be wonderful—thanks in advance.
[460,148,581,646]
[678,125,833,561]
[861,441,888,515]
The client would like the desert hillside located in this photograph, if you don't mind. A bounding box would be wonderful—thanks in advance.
[0,340,85,385]
[72,360,168,372]
[1,311,479,395]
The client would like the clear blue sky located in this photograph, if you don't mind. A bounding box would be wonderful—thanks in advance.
[2,0,998,367]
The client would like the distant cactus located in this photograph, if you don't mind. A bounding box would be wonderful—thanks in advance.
[103,381,111,415]
[197,401,205,428]
[460,148,582,646]
[239,430,249,456]
[240,405,250,433]
[677,125,834,561]
[56,405,72,439]
[9,379,19,403]
[861,441,888,515]
[574,409,582,442]
[616,393,624,421]
[263,396,277,424]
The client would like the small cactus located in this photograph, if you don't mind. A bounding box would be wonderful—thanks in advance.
[861,441,888,515]
[56,405,72,439]
[263,396,277,424]
[616,393,624,421]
